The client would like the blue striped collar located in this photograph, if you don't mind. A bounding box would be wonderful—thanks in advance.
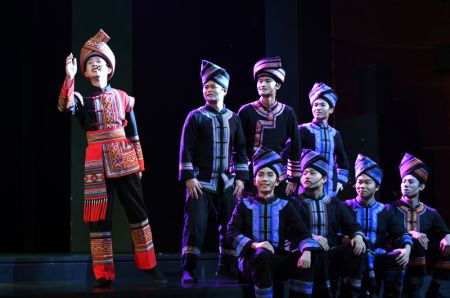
[311,120,329,129]
[254,195,278,204]
[355,197,377,208]
[300,192,328,202]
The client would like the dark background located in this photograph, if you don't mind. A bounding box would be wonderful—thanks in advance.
[2,0,450,254]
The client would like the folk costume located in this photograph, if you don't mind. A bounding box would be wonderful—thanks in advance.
[58,30,158,282]
[179,60,249,276]
[227,147,320,298]
[388,153,450,297]
[298,83,349,197]
[293,149,366,297]
[238,57,301,197]
[344,155,413,297]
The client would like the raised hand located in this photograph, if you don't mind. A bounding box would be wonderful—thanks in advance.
[65,53,77,80]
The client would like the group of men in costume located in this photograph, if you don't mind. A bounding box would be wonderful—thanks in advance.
[177,51,450,297]
[58,30,450,297]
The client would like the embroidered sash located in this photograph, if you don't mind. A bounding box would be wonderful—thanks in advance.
[83,127,126,222]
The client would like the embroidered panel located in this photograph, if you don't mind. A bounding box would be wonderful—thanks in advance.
[90,234,113,264]
[131,220,154,253]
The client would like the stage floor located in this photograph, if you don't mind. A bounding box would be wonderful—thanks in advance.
[0,253,253,297]
[0,254,449,297]
[0,277,251,298]
[1,276,450,298]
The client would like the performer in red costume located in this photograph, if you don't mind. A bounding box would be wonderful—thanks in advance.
[58,29,166,287]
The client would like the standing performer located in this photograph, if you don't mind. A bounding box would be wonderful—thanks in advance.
[179,60,249,282]
[58,29,166,287]
[344,154,412,297]
[297,83,349,197]
[238,56,301,198]
[293,149,366,297]
[227,146,320,298]
[388,153,450,298]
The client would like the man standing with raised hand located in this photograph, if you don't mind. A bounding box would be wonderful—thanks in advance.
[58,29,166,287]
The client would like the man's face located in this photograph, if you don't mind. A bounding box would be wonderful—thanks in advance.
[203,81,227,103]
[301,168,326,191]
[254,167,279,195]
[84,56,111,80]
[312,98,334,121]
[401,174,424,198]
[257,76,279,97]
[355,173,379,200]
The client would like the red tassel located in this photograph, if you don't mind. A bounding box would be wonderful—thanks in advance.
[83,198,108,223]
[100,200,107,220]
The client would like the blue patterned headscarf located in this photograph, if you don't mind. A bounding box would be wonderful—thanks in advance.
[309,82,338,108]
[300,149,329,177]
[355,154,383,185]
[200,60,230,90]
[253,146,285,178]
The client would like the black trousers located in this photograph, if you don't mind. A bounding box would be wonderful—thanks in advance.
[406,239,450,280]
[362,251,406,298]
[239,249,319,298]
[182,184,237,270]
[313,244,367,298]
[88,173,157,280]
[89,173,149,232]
